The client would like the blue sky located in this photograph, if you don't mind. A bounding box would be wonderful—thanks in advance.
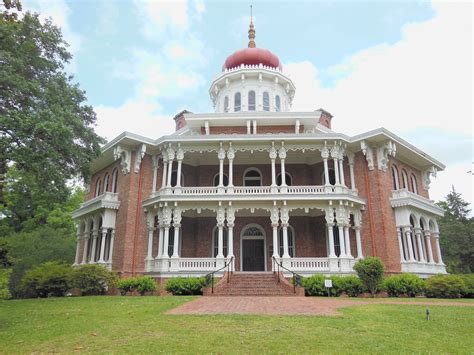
[23,0,473,209]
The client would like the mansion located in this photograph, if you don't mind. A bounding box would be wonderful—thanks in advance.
[72,19,447,281]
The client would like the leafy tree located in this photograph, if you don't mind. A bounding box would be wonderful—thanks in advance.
[437,187,474,273]
[353,257,385,297]
[0,10,104,209]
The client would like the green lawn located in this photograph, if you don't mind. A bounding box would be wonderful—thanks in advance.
[1,296,473,353]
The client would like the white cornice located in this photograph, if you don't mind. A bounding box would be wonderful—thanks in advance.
[390,189,444,216]
[72,192,120,219]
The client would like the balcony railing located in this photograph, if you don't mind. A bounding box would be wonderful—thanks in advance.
[390,189,443,216]
[72,192,120,219]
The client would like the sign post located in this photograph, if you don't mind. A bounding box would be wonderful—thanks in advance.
[324,279,333,297]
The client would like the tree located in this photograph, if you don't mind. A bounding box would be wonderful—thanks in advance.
[437,187,474,273]
[353,257,385,297]
[0,11,104,208]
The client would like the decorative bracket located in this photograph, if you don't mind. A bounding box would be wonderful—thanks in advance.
[134,144,147,173]
[422,166,437,190]
[376,141,396,171]
[113,145,131,174]
[360,141,374,170]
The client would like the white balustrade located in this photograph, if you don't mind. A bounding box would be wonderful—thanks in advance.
[287,258,329,271]
[233,186,272,194]
[178,258,217,271]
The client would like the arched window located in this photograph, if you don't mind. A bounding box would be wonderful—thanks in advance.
[234,92,241,112]
[275,95,281,112]
[278,226,295,257]
[103,174,110,192]
[401,169,408,189]
[248,90,256,111]
[213,226,228,257]
[213,173,229,187]
[391,165,400,190]
[277,172,292,186]
[263,92,270,111]
[321,169,336,185]
[104,228,113,262]
[95,178,102,197]
[333,224,341,257]
[410,174,418,194]
[224,96,229,112]
[244,169,262,186]
[87,221,94,262]
[168,225,175,257]
[111,168,119,193]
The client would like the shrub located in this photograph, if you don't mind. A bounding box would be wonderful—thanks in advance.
[134,276,157,295]
[382,274,425,297]
[425,275,467,299]
[19,262,73,298]
[337,275,366,297]
[71,264,118,296]
[0,269,12,300]
[117,278,135,296]
[301,275,344,296]
[459,274,474,298]
[165,277,208,295]
[353,257,385,297]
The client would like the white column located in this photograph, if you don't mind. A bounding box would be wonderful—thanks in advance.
[108,230,115,266]
[161,155,168,189]
[226,207,235,260]
[98,228,107,263]
[271,159,276,186]
[90,230,98,263]
[272,223,279,258]
[246,120,251,134]
[333,158,340,185]
[397,228,406,262]
[404,227,415,262]
[172,224,180,258]
[253,120,257,134]
[433,233,444,265]
[343,225,352,258]
[146,227,154,260]
[162,226,170,258]
[355,226,363,259]
[152,155,159,193]
[175,156,183,188]
[74,235,81,265]
[156,227,164,259]
[425,232,435,264]
[269,146,277,190]
[415,228,426,263]
[218,146,226,187]
[282,224,290,258]
[217,225,224,258]
[347,152,356,190]
[338,223,346,257]
[279,146,287,187]
[339,158,346,186]
[227,146,235,188]
[167,158,173,187]
[323,159,330,185]
[81,236,89,264]
[327,224,336,257]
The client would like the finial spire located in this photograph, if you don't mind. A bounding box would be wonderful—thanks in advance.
[248,5,256,48]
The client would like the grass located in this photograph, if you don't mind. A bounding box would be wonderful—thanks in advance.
[1,296,473,353]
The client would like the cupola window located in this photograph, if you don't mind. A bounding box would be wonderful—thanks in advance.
[275,95,281,112]
[263,92,270,111]
[234,92,241,112]
[248,90,256,111]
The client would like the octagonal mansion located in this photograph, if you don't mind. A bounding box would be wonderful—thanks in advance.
[72,20,447,282]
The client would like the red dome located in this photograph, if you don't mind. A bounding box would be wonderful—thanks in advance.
[223,47,282,71]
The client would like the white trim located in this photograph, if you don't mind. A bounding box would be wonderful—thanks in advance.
[240,223,267,272]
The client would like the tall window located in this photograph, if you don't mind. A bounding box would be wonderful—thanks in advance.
[213,173,228,187]
[333,225,341,257]
[87,221,94,261]
[95,178,102,197]
[95,218,103,262]
[279,226,295,257]
[244,169,262,186]
[103,174,110,192]
[234,92,241,112]
[391,165,400,190]
[248,90,256,111]
[104,228,112,262]
[168,225,175,257]
[213,227,228,257]
[224,96,229,112]
[112,168,118,193]
[275,95,281,112]
[277,172,292,186]
[401,169,408,189]
[263,92,270,111]
[410,174,418,194]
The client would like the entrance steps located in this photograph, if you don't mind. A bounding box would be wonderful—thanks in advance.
[204,272,304,297]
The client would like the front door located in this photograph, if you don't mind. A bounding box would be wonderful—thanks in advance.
[242,239,265,271]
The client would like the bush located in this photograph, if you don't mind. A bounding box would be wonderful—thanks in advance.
[353,257,385,297]
[19,262,72,298]
[382,274,425,297]
[117,278,135,296]
[425,275,467,298]
[459,274,474,298]
[117,276,157,296]
[337,275,366,297]
[71,264,117,296]
[301,275,353,296]
[165,277,208,295]
[0,269,12,300]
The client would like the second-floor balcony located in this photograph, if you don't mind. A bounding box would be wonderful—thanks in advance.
[390,189,443,216]
[72,192,120,219]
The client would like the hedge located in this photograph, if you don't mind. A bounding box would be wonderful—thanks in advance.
[72,264,117,296]
[301,275,365,297]
[165,277,208,295]
[459,274,474,298]
[117,276,157,296]
[382,273,425,297]
[425,275,467,299]
[19,262,73,298]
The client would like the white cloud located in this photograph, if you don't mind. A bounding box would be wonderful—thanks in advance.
[195,0,205,14]
[284,2,473,209]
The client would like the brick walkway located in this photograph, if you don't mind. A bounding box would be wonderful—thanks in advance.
[165,297,474,316]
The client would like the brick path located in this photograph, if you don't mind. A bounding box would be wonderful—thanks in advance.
[165,297,474,316]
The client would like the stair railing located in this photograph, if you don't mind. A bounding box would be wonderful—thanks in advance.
[272,256,303,294]
[205,256,234,294]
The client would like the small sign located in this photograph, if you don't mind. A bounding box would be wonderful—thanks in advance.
[324,279,333,288]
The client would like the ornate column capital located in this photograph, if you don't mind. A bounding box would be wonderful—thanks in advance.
[280,206,289,224]
[226,207,235,226]
[216,207,225,227]
[166,146,175,161]
[347,151,355,165]
[218,146,226,161]
[278,146,287,159]
[320,146,330,160]
[172,207,182,225]
[269,146,277,160]
[152,154,160,168]
[176,147,184,161]
[226,146,235,160]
